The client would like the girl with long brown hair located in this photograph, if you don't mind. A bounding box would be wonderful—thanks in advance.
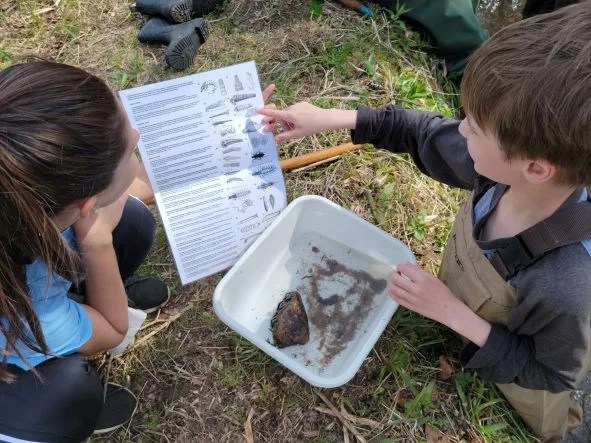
[0,60,168,442]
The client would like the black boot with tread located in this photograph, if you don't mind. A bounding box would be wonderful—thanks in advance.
[131,0,224,23]
[138,16,209,70]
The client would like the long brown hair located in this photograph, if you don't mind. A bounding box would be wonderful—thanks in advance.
[0,61,128,382]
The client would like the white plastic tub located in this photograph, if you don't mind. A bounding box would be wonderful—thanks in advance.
[213,195,415,388]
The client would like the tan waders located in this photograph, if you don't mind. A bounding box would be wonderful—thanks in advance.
[438,198,590,442]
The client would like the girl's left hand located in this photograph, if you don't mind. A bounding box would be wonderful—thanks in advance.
[389,263,460,326]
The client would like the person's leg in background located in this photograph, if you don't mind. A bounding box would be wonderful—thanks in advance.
[371,0,489,77]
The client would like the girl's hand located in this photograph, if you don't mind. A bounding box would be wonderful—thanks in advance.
[73,194,127,251]
[257,102,348,142]
[389,263,461,326]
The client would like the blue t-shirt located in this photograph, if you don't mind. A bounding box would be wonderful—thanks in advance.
[0,228,92,370]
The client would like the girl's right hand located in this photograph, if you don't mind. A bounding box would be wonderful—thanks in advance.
[73,194,128,251]
[257,102,339,142]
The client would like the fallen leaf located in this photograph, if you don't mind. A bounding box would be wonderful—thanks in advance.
[244,407,254,443]
[425,423,450,443]
[390,389,413,407]
[438,355,453,381]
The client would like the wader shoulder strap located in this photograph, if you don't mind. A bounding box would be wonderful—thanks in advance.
[491,188,591,280]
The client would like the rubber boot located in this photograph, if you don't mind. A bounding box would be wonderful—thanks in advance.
[130,0,225,23]
[138,16,209,70]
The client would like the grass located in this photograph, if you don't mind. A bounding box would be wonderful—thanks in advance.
[1,0,539,441]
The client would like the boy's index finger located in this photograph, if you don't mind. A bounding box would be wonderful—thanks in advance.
[256,107,285,119]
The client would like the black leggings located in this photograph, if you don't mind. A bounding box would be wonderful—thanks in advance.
[0,197,156,443]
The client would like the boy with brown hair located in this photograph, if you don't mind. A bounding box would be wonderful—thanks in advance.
[258,2,591,441]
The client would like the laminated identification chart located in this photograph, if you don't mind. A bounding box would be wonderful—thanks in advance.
[119,61,286,284]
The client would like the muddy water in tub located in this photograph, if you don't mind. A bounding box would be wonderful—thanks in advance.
[288,232,389,371]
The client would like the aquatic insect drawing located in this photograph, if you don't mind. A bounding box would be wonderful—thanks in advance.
[221,138,242,147]
[205,99,225,111]
[234,103,253,112]
[263,196,268,212]
[249,134,267,148]
[256,181,274,190]
[220,125,235,137]
[222,147,241,155]
[239,214,258,224]
[234,74,244,91]
[230,93,256,104]
[269,194,275,209]
[240,222,259,233]
[209,110,229,119]
[251,151,265,160]
[218,78,227,96]
[242,199,253,209]
[253,165,276,177]
[200,80,217,94]
[213,119,232,126]
[228,189,251,199]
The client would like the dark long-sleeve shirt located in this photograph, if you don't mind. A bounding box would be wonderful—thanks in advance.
[352,105,591,392]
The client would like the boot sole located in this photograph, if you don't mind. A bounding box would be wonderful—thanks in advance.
[169,0,192,23]
[165,31,201,70]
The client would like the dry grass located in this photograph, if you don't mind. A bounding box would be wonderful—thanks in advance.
[1,0,536,441]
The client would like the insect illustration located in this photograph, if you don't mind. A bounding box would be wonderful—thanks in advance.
[220,125,235,137]
[209,110,229,119]
[251,151,265,160]
[240,222,259,233]
[234,74,244,91]
[213,119,233,126]
[256,181,274,190]
[234,103,253,112]
[200,80,217,94]
[253,165,276,177]
[218,78,227,95]
[221,138,243,147]
[222,147,241,155]
[205,99,225,111]
[263,196,268,212]
[240,214,258,224]
[228,189,251,199]
[269,194,275,209]
[249,134,267,148]
[230,93,256,104]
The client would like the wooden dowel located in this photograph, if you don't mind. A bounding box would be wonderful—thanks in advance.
[280,142,364,171]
